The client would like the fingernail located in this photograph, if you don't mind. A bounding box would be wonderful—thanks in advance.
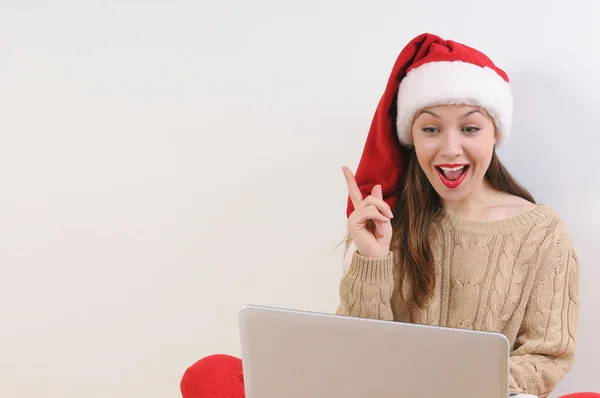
[388,212,394,218]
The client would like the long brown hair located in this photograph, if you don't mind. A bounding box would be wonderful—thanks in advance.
[390,148,536,308]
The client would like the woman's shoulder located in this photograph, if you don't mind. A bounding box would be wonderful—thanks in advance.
[439,200,568,237]
[531,204,575,246]
[501,196,565,228]
[502,203,576,254]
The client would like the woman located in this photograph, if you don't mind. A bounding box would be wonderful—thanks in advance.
[180,33,580,398]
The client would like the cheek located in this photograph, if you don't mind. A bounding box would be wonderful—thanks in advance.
[468,146,494,171]
[413,136,435,159]
[414,145,433,170]
[416,144,438,167]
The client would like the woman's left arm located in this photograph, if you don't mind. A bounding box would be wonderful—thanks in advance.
[509,220,581,398]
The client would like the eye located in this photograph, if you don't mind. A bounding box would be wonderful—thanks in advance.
[422,127,439,135]
[462,126,480,134]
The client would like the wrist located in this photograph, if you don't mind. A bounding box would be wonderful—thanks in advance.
[346,251,394,283]
[357,249,391,259]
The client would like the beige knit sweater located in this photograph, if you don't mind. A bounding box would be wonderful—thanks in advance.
[336,204,580,398]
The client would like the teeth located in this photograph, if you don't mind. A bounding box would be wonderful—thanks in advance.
[439,166,465,172]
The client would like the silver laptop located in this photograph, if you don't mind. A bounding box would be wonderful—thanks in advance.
[238,304,510,398]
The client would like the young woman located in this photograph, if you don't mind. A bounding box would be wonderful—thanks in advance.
[180,33,580,398]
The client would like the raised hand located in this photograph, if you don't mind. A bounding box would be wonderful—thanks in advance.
[342,166,393,259]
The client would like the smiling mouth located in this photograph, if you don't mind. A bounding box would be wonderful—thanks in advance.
[435,164,470,189]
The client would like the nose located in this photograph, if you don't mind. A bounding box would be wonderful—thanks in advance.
[440,129,462,159]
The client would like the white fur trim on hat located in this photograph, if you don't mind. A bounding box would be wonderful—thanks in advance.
[396,61,513,147]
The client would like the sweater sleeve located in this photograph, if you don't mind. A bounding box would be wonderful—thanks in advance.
[335,240,395,320]
[508,223,580,397]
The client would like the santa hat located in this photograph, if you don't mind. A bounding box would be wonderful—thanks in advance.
[347,33,513,217]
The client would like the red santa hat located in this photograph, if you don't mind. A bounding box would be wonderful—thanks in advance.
[346,33,513,217]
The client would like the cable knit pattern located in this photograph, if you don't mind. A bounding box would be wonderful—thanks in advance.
[335,204,580,398]
[337,252,395,320]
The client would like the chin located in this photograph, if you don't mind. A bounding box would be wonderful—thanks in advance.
[427,170,474,203]
[434,187,471,203]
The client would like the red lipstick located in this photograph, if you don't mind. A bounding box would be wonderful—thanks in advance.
[435,164,470,189]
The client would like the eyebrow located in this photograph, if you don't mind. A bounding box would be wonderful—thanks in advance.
[416,109,483,119]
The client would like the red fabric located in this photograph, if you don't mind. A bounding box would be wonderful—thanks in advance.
[180,354,245,398]
[178,354,598,398]
[346,32,509,218]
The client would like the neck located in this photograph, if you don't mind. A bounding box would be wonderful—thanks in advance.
[440,178,497,220]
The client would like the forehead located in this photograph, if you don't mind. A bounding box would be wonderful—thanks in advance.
[415,104,491,119]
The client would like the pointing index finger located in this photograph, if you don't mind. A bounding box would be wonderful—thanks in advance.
[342,166,363,209]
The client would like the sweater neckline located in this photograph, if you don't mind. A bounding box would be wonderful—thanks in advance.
[439,204,551,234]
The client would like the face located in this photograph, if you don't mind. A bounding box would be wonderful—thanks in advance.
[410,104,497,203]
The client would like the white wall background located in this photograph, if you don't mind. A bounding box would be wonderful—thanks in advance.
[1,1,598,397]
